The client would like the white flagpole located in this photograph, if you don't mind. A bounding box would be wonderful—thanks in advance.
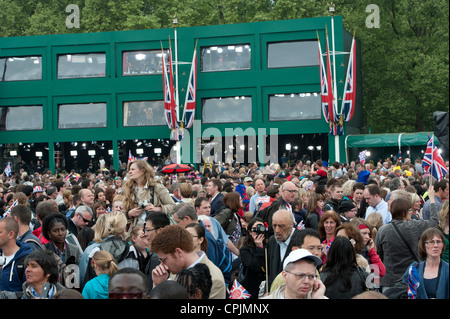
[173,16,180,119]
[330,4,340,162]
[173,16,181,164]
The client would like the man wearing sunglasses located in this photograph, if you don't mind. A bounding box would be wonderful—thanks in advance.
[67,205,93,237]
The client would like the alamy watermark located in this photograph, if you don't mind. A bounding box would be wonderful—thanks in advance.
[366,4,380,28]
[169,120,279,165]
[66,4,80,29]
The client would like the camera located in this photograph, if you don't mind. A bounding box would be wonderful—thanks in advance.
[0,256,6,266]
[252,224,268,236]
[138,200,149,209]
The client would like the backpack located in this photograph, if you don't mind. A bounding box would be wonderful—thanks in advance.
[215,238,232,285]
[83,236,139,286]
[213,207,236,236]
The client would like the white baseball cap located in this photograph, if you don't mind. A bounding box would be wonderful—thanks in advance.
[283,248,322,269]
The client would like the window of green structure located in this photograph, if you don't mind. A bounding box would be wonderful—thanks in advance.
[57,53,106,79]
[0,105,43,131]
[58,103,107,129]
[202,96,252,124]
[200,44,251,72]
[122,50,168,76]
[269,93,322,121]
[267,41,318,68]
[0,56,42,81]
[123,101,166,127]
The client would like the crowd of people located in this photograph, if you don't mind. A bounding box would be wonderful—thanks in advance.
[0,156,448,300]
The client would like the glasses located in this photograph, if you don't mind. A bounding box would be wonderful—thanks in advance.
[143,227,159,234]
[158,255,168,264]
[425,240,443,245]
[285,271,316,281]
[108,292,143,299]
[285,189,297,193]
[78,214,91,223]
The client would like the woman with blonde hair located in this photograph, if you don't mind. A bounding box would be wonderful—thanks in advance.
[122,159,176,228]
[410,192,422,220]
[82,250,119,299]
[79,212,138,287]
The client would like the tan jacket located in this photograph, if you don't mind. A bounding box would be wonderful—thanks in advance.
[127,182,176,228]
[169,251,226,299]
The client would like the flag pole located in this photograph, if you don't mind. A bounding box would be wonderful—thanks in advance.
[173,15,181,164]
[430,134,435,183]
[329,2,340,162]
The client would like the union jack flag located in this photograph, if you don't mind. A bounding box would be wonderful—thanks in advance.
[228,280,251,299]
[423,134,448,181]
[341,36,356,123]
[128,150,136,163]
[3,162,11,177]
[182,48,197,129]
[2,199,18,218]
[358,150,367,164]
[318,33,334,125]
[407,264,420,299]
[162,47,178,130]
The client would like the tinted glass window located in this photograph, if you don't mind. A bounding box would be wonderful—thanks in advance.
[267,41,318,68]
[0,56,42,81]
[57,53,106,79]
[123,101,166,126]
[201,44,251,72]
[122,50,168,76]
[58,103,107,129]
[0,105,43,131]
[269,93,321,121]
[202,96,252,124]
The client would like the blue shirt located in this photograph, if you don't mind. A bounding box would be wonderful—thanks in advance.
[365,199,391,224]
[82,273,110,299]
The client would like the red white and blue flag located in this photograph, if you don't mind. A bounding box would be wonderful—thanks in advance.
[423,134,448,181]
[3,162,11,177]
[318,34,334,125]
[128,150,136,163]
[162,48,178,130]
[182,48,197,129]
[228,280,251,299]
[2,199,18,218]
[341,36,356,123]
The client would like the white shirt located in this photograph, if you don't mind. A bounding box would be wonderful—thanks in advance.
[365,199,391,224]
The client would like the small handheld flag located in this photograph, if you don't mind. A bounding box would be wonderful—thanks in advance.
[407,264,420,299]
[228,280,251,299]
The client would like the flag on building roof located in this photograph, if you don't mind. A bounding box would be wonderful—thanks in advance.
[423,134,448,181]
[182,47,197,129]
[228,280,251,299]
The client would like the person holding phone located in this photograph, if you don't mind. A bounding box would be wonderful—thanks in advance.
[354,218,386,279]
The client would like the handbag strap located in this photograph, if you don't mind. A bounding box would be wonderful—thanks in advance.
[392,221,419,262]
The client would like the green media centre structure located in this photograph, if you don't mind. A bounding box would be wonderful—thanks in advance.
[0,16,364,173]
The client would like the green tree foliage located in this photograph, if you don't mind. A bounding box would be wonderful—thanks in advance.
[0,0,448,133]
